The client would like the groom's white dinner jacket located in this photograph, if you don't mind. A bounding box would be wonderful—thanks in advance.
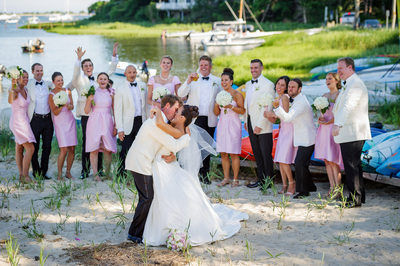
[27,79,54,121]
[274,93,316,147]
[125,113,190,176]
[333,73,371,144]
[70,56,118,117]
[114,80,147,135]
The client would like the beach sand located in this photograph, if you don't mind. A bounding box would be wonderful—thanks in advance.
[0,155,399,265]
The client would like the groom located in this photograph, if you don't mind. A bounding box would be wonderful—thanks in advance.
[125,95,191,243]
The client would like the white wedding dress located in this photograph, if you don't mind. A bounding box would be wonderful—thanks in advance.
[142,125,248,246]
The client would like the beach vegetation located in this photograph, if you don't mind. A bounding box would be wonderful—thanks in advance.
[243,239,254,261]
[329,221,355,245]
[39,246,48,266]
[5,232,20,266]
[377,99,400,127]
[265,249,284,259]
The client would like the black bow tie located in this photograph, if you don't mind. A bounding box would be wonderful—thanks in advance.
[251,79,258,84]
[88,76,94,81]
[130,82,137,87]
[202,76,209,80]
[289,97,294,103]
[343,81,346,85]
[35,81,43,86]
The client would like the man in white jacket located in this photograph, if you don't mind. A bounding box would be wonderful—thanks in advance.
[333,57,371,207]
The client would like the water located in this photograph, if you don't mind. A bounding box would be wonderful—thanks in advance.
[0,21,206,111]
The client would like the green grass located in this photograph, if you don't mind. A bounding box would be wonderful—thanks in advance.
[22,21,212,38]
[377,99,400,127]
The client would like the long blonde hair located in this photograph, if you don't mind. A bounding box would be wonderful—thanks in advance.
[327,72,342,90]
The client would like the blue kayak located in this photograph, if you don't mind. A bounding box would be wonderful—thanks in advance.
[376,149,400,177]
[363,130,400,152]
[362,135,400,169]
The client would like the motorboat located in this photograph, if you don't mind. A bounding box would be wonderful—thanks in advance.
[5,14,20,23]
[27,16,40,25]
[49,14,62,22]
[21,39,45,53]
[113,61,157,83]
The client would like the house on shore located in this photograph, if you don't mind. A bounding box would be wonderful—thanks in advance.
[155,0,195,21]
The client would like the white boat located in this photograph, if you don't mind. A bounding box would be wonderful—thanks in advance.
[113,61,157,83]
[310,57,391,74]
[5,13,20,23]
[49,14,62,22]
[0,13,11,21]
[61,13,73,22]
[201,37,265,49]
[27,16,40,24]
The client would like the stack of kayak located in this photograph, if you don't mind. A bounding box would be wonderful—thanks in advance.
[362,129,400,178]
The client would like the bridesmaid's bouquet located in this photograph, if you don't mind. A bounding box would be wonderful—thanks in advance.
[216,90,232,114]
[6,66,23,85]
[53,90,69,108]
[166,228,190,252]
[152,86,168,101]
[81,85,96,106]
[312,96,329,114]
[256,93,273,109]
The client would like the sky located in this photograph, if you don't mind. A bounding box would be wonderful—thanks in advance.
[1,0,104,13]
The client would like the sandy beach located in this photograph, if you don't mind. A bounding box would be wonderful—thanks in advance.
[0,155,399,265]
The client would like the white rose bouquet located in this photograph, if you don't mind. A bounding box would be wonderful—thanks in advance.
[311,96,329,114]
[81,85,96,106]
[152,86,168,101]
[216,90,233,114]
[166,228,190,252]
[6,65,23,80]
[53,90,69,108]
[256,93,273,109]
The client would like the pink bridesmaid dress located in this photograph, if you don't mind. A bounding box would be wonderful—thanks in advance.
[50,89,77,148]
[314,103,344,169]
[9,89,36,145]
[86,88,117,153]
[216,101,242,154]
[274,95,297,164]
[148,75,181,95]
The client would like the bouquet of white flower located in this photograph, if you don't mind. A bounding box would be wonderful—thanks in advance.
[53,90,69,108]
[152,86,168,101]
[81,85,96,106]
[216,90,233,114]
[256,93,273,109]
[166,228,190,252]
[6,66,23,80]
[311,96,329,114]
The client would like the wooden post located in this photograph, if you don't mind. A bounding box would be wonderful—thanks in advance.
[239,0,244,20]
[392,0,397,30]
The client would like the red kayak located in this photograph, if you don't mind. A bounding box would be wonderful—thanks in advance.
[240,129,279,161]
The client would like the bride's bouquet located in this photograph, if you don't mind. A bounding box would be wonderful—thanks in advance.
[53,90,69,108]
[152,86,168,101]
[215,90,232,114]
[166,229,190,252]
[256,93,273,109]
[81,85,96,106]
[311,96,329,114]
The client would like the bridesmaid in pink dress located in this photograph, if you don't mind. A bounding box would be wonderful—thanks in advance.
[269,76,297,195]
[314,72,343,196]
[213,68,245,187]
[147,56,181,110]
[8,70,35,184]
[48,72,77,180]
[85,72,117,181]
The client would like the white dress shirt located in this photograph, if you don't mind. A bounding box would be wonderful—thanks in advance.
[34,80,51,114]
[130,82,142,117]
[197,75,214,116]
[245,77,259,110]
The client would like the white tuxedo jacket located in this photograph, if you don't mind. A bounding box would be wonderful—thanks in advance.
[27,79,53,121]
[333,73,371,143]
[244,75,275,134]
[178,73,221,127]
[125,117,190,176]
[70,57,118,117]
[114,80,147,135]
[274,93,316,147]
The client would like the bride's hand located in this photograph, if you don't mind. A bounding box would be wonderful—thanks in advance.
[185,126,191,136]
[149,108,160,119]
[162,152,176,163]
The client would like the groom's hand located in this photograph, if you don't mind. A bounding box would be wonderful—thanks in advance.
[162,152,176,163]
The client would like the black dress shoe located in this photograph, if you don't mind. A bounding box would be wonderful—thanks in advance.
[309,185,317,192]
[43,175,52,180]
[247,181,261,188]
[293,192,310,199]
[127,234,142,244]
[79,173,88,180]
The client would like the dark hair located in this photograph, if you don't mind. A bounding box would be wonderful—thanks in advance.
[161,94,183,108]
[31,63,43,72]
[51,71,63,81]
[275,75,290,93]
[221,67,234,81]
[108,79,114,86]
[326,72,342,90]
[250,59,263,67]
[22,69,28,75]
[182,105,199,128]
[81,58,93,69]
[161,55,173,65]
[199,55,212,65]
[290,78,302,88]
[337,57,355,71]
[97,72,109,80]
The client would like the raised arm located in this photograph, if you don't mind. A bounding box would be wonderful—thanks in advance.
[107,42,119,75]
[148,120,190,153]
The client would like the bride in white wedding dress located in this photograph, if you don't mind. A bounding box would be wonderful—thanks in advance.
[142,106,248,247]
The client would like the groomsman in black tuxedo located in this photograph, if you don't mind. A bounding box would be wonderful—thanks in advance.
[178,55,222,184]
[333,57,371,207]
[70,43,118,179]
[267,78,317,198]
[114,65,147,177]
[27,63,54,179]
[244,59,275,188]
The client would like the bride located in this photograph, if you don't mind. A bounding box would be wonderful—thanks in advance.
[142,105,248,247]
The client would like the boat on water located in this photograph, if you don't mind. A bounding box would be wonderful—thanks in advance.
[200,36,265,50]
[0,13,11,21]
[27,16,40,25]
[5,14,20,23]
[49,14,62,22]
[21,39,45,53]
[114,61,157,83]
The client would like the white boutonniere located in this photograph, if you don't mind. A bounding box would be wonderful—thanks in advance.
[255,86,260,91]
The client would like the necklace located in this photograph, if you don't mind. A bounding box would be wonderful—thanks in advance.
[159,73,170,81]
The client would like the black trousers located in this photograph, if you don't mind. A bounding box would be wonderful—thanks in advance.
[128,171,154,239]
[81,115,102,176]
[118,116,143,177]
[340,140,366,204]
[294,145,316,193]
[30,113,53,178]
[194,116,216,178]
[247,116,274,181]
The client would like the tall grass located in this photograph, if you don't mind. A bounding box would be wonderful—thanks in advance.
[377,99,400,127]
